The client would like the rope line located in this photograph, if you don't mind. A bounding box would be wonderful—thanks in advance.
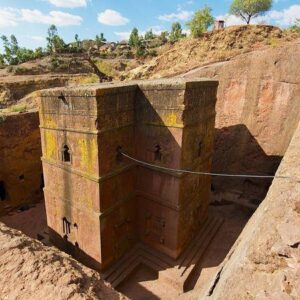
[120,151,293,180]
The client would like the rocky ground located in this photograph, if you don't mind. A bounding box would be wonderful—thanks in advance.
[0,199,250,300]
[202,121,300,300]
[0,221,126,300]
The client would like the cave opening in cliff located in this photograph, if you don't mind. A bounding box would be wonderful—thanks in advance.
[0,181,6,201]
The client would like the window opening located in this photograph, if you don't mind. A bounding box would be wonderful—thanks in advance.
[0,181,6,201]
[198,141,203,157]
[63,217,71,235]
[154,144,162,161]
[62,144,71,163]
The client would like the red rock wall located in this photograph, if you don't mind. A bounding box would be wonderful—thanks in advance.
[203,121,300,300]
[0,112,43,215]
[183,42,300,203]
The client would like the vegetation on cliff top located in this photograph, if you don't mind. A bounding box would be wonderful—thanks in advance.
[124,24,300,80]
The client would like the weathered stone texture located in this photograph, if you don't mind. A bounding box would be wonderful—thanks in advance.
[0,222,125,300]
[39,79,218,270]
[0,75,93,108]
[0,112,43,215]
[183,42,300,202]
[202,121,300,300]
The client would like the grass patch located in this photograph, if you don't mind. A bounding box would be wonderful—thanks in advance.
[77,75,99,84]
[95,60,115,77]
[10,104,27,113]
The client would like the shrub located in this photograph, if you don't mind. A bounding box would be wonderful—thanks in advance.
[148,49,158,57]
[187,7,214,38]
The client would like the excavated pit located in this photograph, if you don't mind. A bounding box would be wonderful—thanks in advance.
[1,41,300,299]
[0,115,282,299]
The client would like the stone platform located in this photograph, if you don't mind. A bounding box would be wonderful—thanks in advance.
[103,215,223,292]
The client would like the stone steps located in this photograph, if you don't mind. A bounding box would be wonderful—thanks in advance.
[103,244,140,286]
[178,216,213,269]
[102,215,223,291]
[180,217,223,291]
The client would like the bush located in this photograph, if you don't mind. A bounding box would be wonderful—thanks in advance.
[148,49,158,57]
[136,47,146,58]
[288,19,300,35]
[78,75,99,84]
[187,7,214,38]
[50,56,60,70]
[7,66,13,73]
[14,67,28,75]
[169,22,186,42]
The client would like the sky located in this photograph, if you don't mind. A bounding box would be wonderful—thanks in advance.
[0,0,299,51]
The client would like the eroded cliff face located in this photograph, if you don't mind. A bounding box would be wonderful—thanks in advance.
[202,121,300,300]
[0,222,126,300]
[182,41,300,204]
[0,74,96,109]
[0,112,42,215]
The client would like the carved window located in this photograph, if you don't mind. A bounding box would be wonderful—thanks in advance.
[198,141,203,157]
[154,144,162,161]
[62,144,71,163]
[62,217,71,235]
[0,181,6,201]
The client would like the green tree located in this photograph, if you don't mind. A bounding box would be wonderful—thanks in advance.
[34,47,44,59]
[187,6,214,37]
[289,18,300,34]
[0,35,44,65]
[10,35,19,55]
[46,24,58,53]
[159,31,169,43]
[1,35,19,65]
[230,0,273,24]
[144,29,155,40]
[46,24,65,53]
[16,48,34,63]
[169,22,186,42]
[95,33,106,46]
[74,34,82,52]
[0,54,5,67]
[129,27,141,48]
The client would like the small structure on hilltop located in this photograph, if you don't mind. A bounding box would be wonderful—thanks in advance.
[214,20,225,30]
[39,79,219,287]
